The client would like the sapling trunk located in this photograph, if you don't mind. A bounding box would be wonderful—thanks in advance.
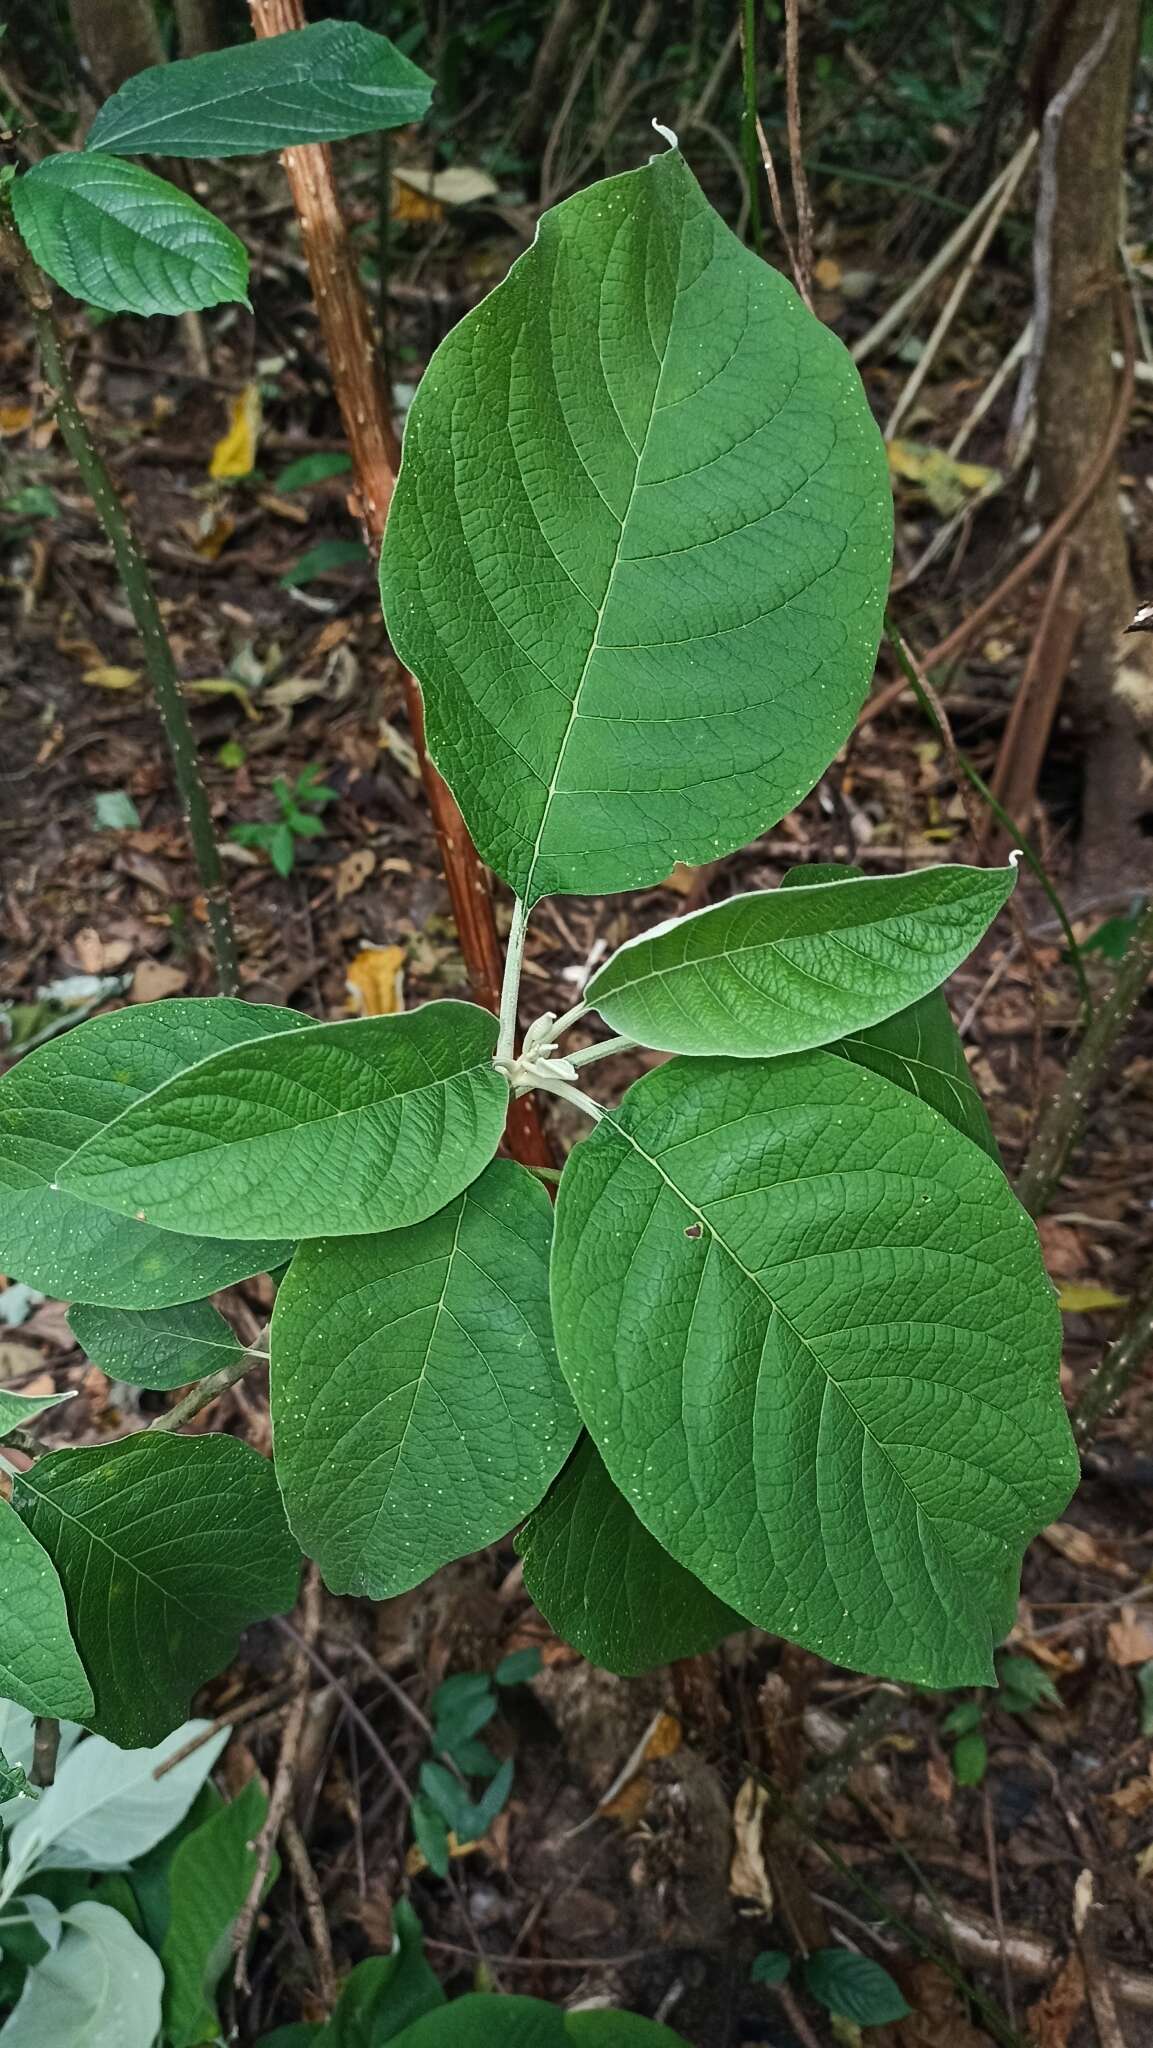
[0,217,240,994]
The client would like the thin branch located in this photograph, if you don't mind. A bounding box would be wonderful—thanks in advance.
[1073,1271,1153,1446]
[0,215,239,993]
[567,1034,639,1070]
[148,1349,260,1433]
[738,0,765,256]
[782,0,814,307]
[755,115,803,289]
[280,1811,337,2011]
[233,1564,322,1995]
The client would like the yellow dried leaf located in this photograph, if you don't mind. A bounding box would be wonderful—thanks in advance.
[82,664,140,691]
[404,1830,481,1877]
[393,165,498,208]
[729,1776,773,1914]
[346,945,405,1017]
[0,403,33,436]
[391,178,443,223]
[182,677,258,721]
[1057,1283,1128,1312]
[887,439,1002,517]
[814,256,842,290]
[209,382,261,481]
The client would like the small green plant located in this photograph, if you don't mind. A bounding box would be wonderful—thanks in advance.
[0,74,1077,1758]
[230,764,338,877]
[752,1944,909,2026]
[408,1650,541,1876]
[941,1652,1061,1786]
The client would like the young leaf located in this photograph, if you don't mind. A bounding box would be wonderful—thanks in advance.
[60,1002,507,1242]
[281,538,369,587]
[0,1501,94,1722]
[0,998,304,1307]
[940,1700,983,1736]
[0,1386,72,1433]
[11,157,248,317]
[380,146,890,904]
[552,1053,1078,1688]
[0,1900,163,2048]
[272,1161,576,1594]
[780,861,998,1156]
[1,1721,230,1892]
[86,21,433,159]
[68,1299,243,1391]
[951,1730,988,1785]
[751,1951,791,1985]
[409,1795,450,1878]
[995,1652,1061,1712]
[516,1436,742,1675]
[320,1900,444,2046]
[277,451,353,492]
[585,865,1014,1057]
[802,1949,911,2025]
[160,1778,270,2048]
[494,1648,543,1686]
[431,1674,497,1754]
[0,1751,35,1806]
[13,1434,301,1746]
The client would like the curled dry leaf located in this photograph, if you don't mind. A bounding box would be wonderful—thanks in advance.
[1106,1607,1153,1667]
[729,1776,773,1915]
[208,382,261,480]
[345,944,405,1016]
[130,962,189,1003]
[1039,1523,1133,1580]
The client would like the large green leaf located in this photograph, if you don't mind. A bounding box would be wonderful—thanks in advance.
[59,1001,506,1243]
[0,1501,93,1722]
[160,1778,270,2048]
[516,1437,741,1674]
[86,21,432,159]
[380,146,890,903]
[11,156,248,317]
[317,1901,444,2047]
[0,998,302,1306]
[0,1387,73,1434]
[777,862,997,1157]
[584,864,1013,1056]
[273,1161,577,1597]
[68,1299,243,1391]
[13,1434,301,1746]
[0,1901,162,2048]
[392,2003,689,2047]
[551,1054,1077,1687]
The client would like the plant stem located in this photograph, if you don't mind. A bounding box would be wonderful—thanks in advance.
[530,1077,605,1122]
[149,1350,259,1433]
[739,0,765,255]
[1016,894,1153,1217]
[567,1033,638,1070]
[0,217,240,996]
[31,1718,59,1789]
[497,897,531,1067]
[548,998,590,1041]
[1073,1270,1153,1445]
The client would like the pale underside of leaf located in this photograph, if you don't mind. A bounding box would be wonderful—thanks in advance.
[381,147,891,901]
[0,1901,163,2048]
[551,1053,1077,1687]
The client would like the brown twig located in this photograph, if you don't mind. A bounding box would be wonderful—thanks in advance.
[280,1810,337,2011]
[987,543,1082,849]
[1073,1272,1153,1446]
[153,1680,295,1779]
[754,115,804,291]
[233,1564,322,1997]
[782,0,814,307]
[247,0,551,1172]
[775,1983,824,2048]
[982,1781,1017,2028]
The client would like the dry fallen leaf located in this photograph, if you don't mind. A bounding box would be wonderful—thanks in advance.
[1106,1605,1153,1667]
[1109,1768,1153,1817]
[1023,1952,1087,2048]
[1056,1282,1128,1313]
[182,677,259,721]
[131,961,188,1003]
[83,664,141,691]
[0,403,33,436]
[1039,1523,1132,1580]
[729,1776,773,1915]
[335,850,377,904]
[346,945,405,1017]
[209,381,261,480]
[393,164,499,208]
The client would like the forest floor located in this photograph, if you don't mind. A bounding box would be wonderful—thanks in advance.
[2,169,1153,2048]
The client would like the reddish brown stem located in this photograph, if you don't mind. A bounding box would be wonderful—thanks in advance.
[247,0,551,1169]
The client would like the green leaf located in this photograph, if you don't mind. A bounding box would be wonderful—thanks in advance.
[803,1949,910,2025]
[0,1751,35,1806]
[431,1674,496,1754]
[160,1778,270,2048]
[393,1999,566,2047]
[940,1700,983,1736]
[281,539,369,587]
[0,1901,162,2048]
[995,1652,1061,1712]
[0,1501,94,1722]
[86,21,433,159]
[60,1001,507,1243]
[566,2021,691,2046]
[751,1951,790,1986]
[517,1436,741,1675]
[779,860,997,1156]
[92,791,141,831]
[0,1386,73,1434]
[494,1648,543,1686]
[0,997,304,1307]
[551,1053,1077,1688]
[277,451,354,492]
[410,1795,449,1878]
[68,1299,243,1390]
[2,1719,229,1891]
[380,146,890,903]
[951,1730,988,1785]
[319,1900,444,2047]
[13,1434,301,1746]
[420,1758,513,1843]
[272,1161,576,1594]
[586,865,1013,1057]
[1138,1658,1153,1739]
[11,156,248,317]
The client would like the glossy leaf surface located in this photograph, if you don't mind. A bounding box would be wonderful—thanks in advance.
[60,1002,507,1242]
[0,998,302,1306]
[517,1437,740,1674]
[0,1501,93,1722]
[68,1299,243,1391]
[12,156,248,316]
[552,1053,1076,1687]
[381,147,890,901]
[14,1435,300,1745]
[585,864,1013,1056]
[273,1162,576,1596]
[86,21,432,158]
